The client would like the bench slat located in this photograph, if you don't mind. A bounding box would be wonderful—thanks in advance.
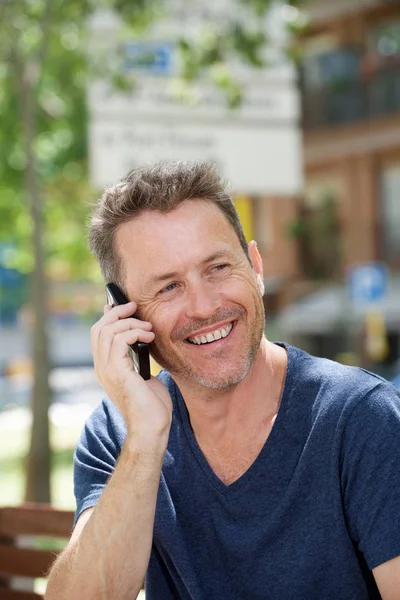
[0,505,74,538]
[0,590,42,600]
[0,545,58,579]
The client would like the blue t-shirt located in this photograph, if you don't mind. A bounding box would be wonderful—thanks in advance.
[74,343,400,599]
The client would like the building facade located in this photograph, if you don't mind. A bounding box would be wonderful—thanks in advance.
[275,0,400,375]
[302,0,400,271]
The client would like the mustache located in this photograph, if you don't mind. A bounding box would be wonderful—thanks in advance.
[171,307,245,341]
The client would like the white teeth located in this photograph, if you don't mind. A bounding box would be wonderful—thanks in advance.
[188,323,233,345]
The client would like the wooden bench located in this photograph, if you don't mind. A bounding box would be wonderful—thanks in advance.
[0,503,74,600]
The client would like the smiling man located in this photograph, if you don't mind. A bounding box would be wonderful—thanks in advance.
[46,161,400,600]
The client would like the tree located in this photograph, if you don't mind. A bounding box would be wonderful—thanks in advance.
[0,0,307,503]
[0,0,114,502]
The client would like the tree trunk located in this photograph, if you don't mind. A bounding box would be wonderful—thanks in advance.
[19,63,52,503]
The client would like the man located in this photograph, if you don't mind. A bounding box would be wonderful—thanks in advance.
[46,161,400,600]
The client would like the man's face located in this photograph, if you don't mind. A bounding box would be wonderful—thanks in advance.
[115,200,265,390]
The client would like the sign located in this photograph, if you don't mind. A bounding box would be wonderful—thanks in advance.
[121,42,175,76]
[348,262,389,307]
[89,120,302,195]
[87,3,303,195]
[87,76,300,124]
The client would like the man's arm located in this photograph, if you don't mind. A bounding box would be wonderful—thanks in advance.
[46,301,172,600]
[45,434,165,600]
[373,555,400,600]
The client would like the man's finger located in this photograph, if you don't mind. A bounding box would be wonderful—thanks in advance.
[109,329,155,363]
[97,319,153,366]
[91,301,137,346]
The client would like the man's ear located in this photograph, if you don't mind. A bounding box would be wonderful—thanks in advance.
[248,241,264,295]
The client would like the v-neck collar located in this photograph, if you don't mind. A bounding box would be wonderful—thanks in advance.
[171,342,296,495]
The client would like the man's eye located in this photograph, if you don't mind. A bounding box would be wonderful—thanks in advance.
[212,264,228,272]
[160,282,178,294]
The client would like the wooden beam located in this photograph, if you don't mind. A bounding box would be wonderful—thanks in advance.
[0,505,74,538]
[0,545,59,579]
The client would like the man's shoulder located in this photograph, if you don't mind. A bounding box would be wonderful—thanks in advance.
[285,343,399,416]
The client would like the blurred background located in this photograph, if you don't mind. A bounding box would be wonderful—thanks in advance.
[1,0,400,538]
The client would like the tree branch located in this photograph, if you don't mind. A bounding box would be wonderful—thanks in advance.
[36,0,53,76]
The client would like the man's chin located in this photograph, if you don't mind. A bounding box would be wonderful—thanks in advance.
[176,357,252,390]
[151,345,252,389]
[191,371,248,390]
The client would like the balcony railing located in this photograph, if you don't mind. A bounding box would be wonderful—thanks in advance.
[302,63,400,131]
[304,0,398,28]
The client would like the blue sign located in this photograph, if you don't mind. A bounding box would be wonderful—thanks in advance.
[121,42,175,76]
[348,262,389,306]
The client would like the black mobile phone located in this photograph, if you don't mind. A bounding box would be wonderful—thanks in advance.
[105,283,151,380]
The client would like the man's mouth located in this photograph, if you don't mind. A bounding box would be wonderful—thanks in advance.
[186,322,235,345]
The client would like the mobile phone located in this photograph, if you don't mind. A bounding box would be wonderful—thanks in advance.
[105,283,151,380]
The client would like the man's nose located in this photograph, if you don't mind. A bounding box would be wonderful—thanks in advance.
[184,280,221,321]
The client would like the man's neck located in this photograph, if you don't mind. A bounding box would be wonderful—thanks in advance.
[173,338,288,443]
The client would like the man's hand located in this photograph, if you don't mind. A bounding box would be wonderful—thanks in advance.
[91,302,172,443]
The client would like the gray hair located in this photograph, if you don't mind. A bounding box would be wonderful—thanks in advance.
[88,160,249,285]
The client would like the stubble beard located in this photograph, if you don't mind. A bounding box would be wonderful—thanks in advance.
[150,298,265,390]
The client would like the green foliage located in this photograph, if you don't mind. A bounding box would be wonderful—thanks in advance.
[0,0,307,281]
[0,0,95,278]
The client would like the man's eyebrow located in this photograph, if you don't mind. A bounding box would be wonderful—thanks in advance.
[148,250,230,286]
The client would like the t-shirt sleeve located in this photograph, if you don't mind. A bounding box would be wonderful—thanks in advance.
[73,397,126,527]
[340,381,400,570]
